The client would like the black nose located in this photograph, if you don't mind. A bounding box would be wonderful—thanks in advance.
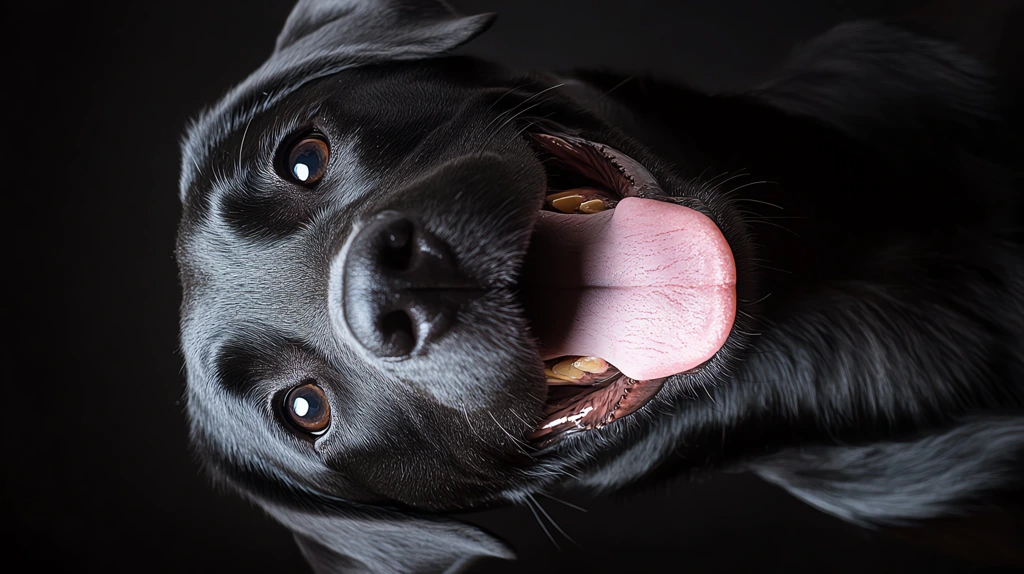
[342,211,470,358]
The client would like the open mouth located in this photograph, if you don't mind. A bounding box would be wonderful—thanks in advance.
[519,132,737,447]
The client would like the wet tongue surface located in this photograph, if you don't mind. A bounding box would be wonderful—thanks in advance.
[521,197,737,380]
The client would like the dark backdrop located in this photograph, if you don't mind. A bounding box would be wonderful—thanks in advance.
[4,1,1012,572]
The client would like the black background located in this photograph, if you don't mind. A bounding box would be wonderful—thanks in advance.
[4,1,1016,572]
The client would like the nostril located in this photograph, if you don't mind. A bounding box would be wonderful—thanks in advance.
[379,218,415,271]
[342,210,463,359]
[377,309,416,357]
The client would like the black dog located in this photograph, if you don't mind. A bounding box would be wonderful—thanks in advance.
[176,1,1024,571]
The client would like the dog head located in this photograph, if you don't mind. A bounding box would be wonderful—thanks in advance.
[177,0,756,570]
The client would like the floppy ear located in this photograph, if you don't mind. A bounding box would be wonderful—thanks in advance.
[177,0,494,201]
[750,416,1024,526]
[264,501,514,573]
[273,0,495,59]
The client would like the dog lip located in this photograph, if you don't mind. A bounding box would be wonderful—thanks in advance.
[528,131,664,201]
[529,373,668,447]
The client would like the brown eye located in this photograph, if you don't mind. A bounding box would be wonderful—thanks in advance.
[286,135,329,185]
[283,382,331,435]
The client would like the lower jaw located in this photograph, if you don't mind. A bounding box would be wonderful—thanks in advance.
[529,355,666,447]
[528,360,663,446]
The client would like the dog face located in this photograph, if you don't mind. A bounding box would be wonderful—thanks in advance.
[180,60,551,508]
[178,0,751,506]
[178,0,755,567]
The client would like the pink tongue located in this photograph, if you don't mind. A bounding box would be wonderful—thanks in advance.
[522,197,736,380]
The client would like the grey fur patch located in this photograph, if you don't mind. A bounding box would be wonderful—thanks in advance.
[751,416,1024,526]
[263,501,513,574]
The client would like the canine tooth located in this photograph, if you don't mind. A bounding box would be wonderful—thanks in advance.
[551,194,584,213]
[573,356,608,373]
[552,359,584,379]
[544,368,576,382]
[579,199,606,213]
[545,190,581,202]
[547,377,583,385]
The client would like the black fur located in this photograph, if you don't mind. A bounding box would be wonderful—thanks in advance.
[176,1,1024,571]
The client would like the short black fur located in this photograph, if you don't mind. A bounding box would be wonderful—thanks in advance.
[177,1,1024,572]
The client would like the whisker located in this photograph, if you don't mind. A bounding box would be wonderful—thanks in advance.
[460,401,485,440]
[524,497,560,550]
[703,169,740,186]
[738,309,776,328]
[602,75,634,96]
[754,263,792,274]
[507,406,534,429]
[485,82,529,114]
[727,179,775,194]
[706,171,751,192]
[537,491,588,513]
[488,412,534,458]
[730,197,784,210]
[529,493,577,545]
[237,114,255,173]
[745,218,800,237]
[498,112,556,154]
[530,463,582,482]
[739,292,773,306]
[479,83,564,144]
[480,100,550,150]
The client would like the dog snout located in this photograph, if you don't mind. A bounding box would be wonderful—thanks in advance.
[342,210,474,359]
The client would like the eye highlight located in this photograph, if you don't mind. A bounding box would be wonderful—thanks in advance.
[282,381,331,435]
[281,133,330,185]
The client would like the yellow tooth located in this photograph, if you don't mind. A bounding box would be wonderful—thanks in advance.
[545,190,582,202]
[544,368,576,382]
[573,356,608,373]
[551,194,584,213]
[552,358,585,379]
[579,199,606,214]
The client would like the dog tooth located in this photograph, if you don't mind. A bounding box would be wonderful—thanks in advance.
[552,359,585,379]
[544,368,577,382]
[545,190,582,202]
[579,199,606,214]
[547,377,583,385]
[551,195,584,213]
[573,356,608,373]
